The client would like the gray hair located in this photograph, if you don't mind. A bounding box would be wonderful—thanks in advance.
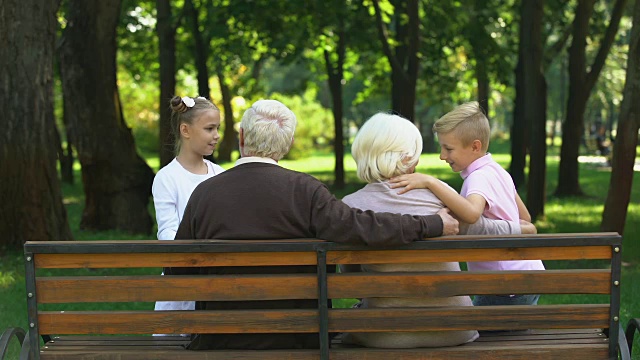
[239,99,297,160]
[351,112,422,183]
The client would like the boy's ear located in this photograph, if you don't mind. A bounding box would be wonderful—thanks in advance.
[471,139,483,152]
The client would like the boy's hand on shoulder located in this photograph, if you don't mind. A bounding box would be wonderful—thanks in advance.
[389,173,434,195]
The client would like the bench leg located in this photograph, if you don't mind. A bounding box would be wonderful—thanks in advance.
[0,327,26,360]
[625,318,640,354]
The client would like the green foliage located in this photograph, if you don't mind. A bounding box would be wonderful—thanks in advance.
[266,90,335,159]
[118,65,160,155]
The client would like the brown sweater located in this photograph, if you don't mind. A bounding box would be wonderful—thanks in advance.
[168,162,444,350]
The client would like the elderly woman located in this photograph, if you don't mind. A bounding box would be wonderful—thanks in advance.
[340,112,534,348]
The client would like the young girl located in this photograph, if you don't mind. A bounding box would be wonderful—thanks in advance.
[153,96,224,314]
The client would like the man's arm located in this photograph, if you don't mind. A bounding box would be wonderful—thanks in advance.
[311,185,457,246]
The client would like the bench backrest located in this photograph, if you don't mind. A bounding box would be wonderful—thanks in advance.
[24,232,622,359]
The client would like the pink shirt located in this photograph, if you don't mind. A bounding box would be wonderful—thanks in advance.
[460,154,518,221]
[460,154,545,272]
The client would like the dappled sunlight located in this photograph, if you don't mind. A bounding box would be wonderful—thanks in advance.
[0,271,17,288]
[62,196,81,205]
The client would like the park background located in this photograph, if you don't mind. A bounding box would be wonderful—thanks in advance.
[1,0,640,357]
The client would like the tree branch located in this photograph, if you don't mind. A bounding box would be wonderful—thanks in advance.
[406,0,420,85]
[543,23,572,70]
[371,0,408,82]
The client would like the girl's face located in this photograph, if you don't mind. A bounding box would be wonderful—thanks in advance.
[182,109,221,156]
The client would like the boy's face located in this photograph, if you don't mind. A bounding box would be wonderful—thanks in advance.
[437,132,482,172]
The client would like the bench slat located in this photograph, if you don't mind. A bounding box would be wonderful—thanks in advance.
[39,343,609,360]
[330,269,610,298]
[328,246,612,265]
[40,348,321,360]
[34,252,318,269]
[39,310,320,334]
[38,305,610,335]
[33,245,613,269]
[36,274,318,303]
[329,305,610,332]
[36,269,611,303]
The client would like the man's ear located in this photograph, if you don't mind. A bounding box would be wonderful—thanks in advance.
[288,136,295,152]
[239,128,245,147]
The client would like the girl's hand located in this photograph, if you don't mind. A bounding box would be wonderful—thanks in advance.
[389,173,435,195]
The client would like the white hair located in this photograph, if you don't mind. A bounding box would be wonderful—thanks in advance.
[240,100,297,160]
[351,112,423,183]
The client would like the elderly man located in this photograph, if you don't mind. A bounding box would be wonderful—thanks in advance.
[168,99,459,350]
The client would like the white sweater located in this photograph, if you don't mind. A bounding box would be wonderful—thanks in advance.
[152,158,224,312]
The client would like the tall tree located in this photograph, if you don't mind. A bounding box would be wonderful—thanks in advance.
[521,0,548,221]
[371,0,420,121]
[59,0,154,234]
[185,0,212,100]
[157,0,179,167]
[0,0,72,247]
[510,0,572,189]
[556,0,627,196]
[601,0,640,235]
[464,0,502,117]
[323,24,347,189]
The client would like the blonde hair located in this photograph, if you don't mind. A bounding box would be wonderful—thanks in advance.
[433,101,490,152]
[351,112,422,183]
[169,96,219,155]
[240,99,297,161]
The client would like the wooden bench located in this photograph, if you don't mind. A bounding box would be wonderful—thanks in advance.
[7,233,634,359]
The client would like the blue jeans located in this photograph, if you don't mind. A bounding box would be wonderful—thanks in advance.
[473,294,540,306]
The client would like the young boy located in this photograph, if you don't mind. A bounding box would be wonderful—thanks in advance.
[390,101,545,306]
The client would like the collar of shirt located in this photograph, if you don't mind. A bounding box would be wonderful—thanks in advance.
[235,156,279,167]
[460,153,493,180]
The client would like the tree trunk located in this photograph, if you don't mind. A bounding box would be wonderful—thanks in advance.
[59,0,154,234]
[509,43,528,189]
[157,0,178,167]
[469,0,490,118]
[373,0,419,121]
[216,72,237,162]
[0,0,73,247]
[185,0,211,99]
[323,27,346,189]
[601,0,640,235]
[523,0,547,221]
[55,54,75,184]
[556,0,627,197]
[476,59,490,118]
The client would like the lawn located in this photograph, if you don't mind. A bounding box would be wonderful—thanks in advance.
[1,149,639,357]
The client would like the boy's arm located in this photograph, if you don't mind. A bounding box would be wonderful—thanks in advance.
[515,192,531,222]
[390,174,485,223]
[520,220,537,234]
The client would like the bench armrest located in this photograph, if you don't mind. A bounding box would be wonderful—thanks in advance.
[0,327,25,360]
[625,318,640,355]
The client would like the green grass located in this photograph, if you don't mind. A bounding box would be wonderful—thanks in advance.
[1,148,640,357]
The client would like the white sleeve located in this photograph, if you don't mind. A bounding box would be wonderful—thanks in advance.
[461,217,522,236]
[152,173,179,240]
